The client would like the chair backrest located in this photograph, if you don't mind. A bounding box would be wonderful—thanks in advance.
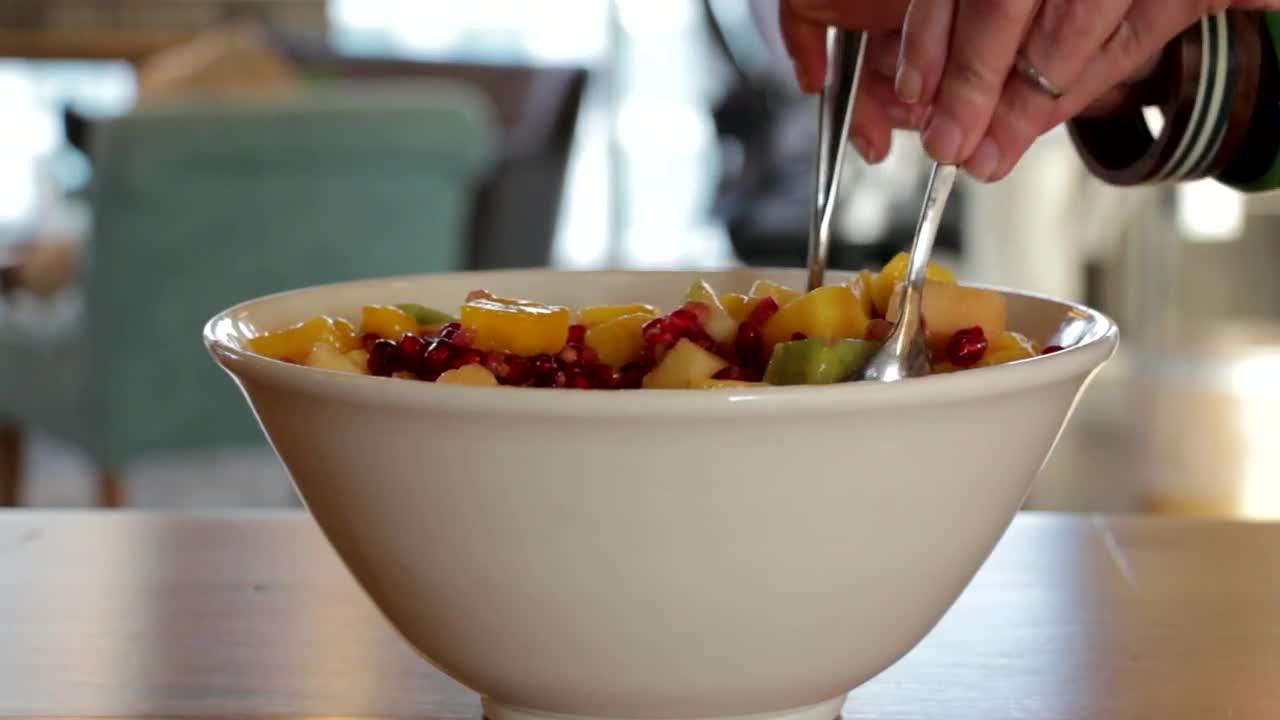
[81,79,497,466]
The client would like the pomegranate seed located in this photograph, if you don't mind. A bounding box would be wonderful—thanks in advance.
[439,321,462,339]
[713,365,750,381]
[451,327,475,348]
[945,329,989,366]
[591,364,622,389]
[399,334,425,356]
[642,317,676,346]
[747,296,779,326]
[619,362,648,389]
[531,354,560,386]
[953,325,984,338]
[672,304,707,334]
[1042,344,1064,354]
[791,332,808,341]
[865,318,894,342]
[421,339,455,378]
[503,354,533,385]
[368,339,400,376]
[558,344,581,366]
[449,349,485,370]
[734,322,764,369]
[361,332,381,352]
[569,372,593,389]
[567,324,587,344]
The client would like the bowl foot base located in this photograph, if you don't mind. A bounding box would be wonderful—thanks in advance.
[481,695,847,720]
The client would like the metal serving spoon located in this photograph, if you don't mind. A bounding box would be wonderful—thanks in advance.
[806,29,867,292]
[854,162,958,382]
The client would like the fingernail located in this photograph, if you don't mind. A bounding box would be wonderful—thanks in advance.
[966,137,1000,181]
[896,66,922,104]
[922,113,962,164]
[853,135,878,164]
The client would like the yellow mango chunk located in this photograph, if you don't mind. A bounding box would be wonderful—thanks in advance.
[978,331,1038,367]
[748,279,801,307]
[848,269,875,320]
[691,378,767,389]
[585,312,651,367]
[719,293,750,323]
[577,303,658,328]
[870,252,957,316]
[761,285,869,351]
[362,304,419,340]
[248,315,339,361]
[333,318,363,352]
[437,364,499,386]
[462,295,570,356]
[642,338,729,389]
[887,280,1008,353]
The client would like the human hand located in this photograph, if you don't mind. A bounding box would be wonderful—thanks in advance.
[781,0,1280,182]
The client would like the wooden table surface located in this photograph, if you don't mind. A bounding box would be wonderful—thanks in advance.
[1,510,1277,720]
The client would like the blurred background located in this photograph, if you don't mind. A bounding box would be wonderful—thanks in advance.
[0,0,1277,519]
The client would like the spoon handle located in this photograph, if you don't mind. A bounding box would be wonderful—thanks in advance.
[806,29,867,292]
[893,162,958,341]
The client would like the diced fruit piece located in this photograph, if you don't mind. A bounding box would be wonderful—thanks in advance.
[437,364,500,386]
[719,293,750,323]
[979,331,1038,367]
[748,279,801,307]
[848,269,875,319]
[332,318,364,352]
[870,252,957,316]
[761,285,869,351]
[642,338,730,389]
[344,349,371,371]
[461,295,571,356]
[585,312,652,367]
[395,303,456,326]
[362,305,420,340]
[691,378,768,389]
[577,303,658,328]
[248,315,340,361]
[764,337,882,385]
[886,280,1008,353]
[683,279,737,343]
[304,341,364,374]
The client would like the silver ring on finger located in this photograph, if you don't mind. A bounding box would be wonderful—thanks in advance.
[1015,54,1066,99]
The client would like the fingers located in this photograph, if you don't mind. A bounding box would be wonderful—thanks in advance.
[854,34,929,164]
[780,2,828,93]
[968,0,1133,181]
[787,0,911,32]
[896,0,955,106]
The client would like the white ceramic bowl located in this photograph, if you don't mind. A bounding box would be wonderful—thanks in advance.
[205,268,1118,720]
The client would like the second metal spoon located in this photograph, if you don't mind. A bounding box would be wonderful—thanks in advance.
[855,162,958,383]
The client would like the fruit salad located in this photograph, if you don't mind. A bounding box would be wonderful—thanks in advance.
[246,254,1063,389]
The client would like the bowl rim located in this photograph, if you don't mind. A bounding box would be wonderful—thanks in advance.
[203,268,1120,418]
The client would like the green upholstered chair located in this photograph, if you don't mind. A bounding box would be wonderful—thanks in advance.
[0,79,497,506]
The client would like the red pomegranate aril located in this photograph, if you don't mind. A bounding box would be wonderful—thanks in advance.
[451,327,475,348]
[567,323,587,344]
[671,305,706,335]
[367,339,400,376]
[713,365,751,381]
[531,354,560,386]
[361,332,381,352]
[592,365,623,389]
[421,339,455,376]
[1042,344,1064,355]
[945,329,989,367]
[642,317,676,346]
[619,362,648,389]
[734,322,764,369]
[791,332,808,341]
[569,372,593,389]
[399,334,425,357]
[953,325,984,338]
[865,318,894,342]
[449,349,485,370]
[503,354,533,385]
[746,296,779,326]
[439,322,463,340]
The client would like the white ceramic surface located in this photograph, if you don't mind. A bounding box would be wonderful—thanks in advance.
[205,268,1118,720]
